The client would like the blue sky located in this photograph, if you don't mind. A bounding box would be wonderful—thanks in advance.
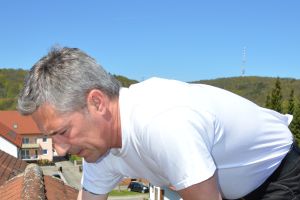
[0,1,299,82]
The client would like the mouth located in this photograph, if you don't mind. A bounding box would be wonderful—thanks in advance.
[75,149,84,157]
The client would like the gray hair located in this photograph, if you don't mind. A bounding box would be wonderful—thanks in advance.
[18,47,121,115]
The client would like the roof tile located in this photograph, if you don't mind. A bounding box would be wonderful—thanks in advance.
[0,149,27,185]
[0,122,22,147]
[0,111,40,135]
[0,162,78,199]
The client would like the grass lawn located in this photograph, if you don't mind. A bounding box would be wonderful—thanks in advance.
[109,190,142,196]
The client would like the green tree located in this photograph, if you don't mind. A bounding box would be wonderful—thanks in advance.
[266,77,283,112]
[287,89,295,114]
[290,102,300,145]
[265,94,271,108]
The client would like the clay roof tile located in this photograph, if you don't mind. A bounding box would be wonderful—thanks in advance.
[0,149,27,185]
[0,161,78,200]
[0,111,40,135]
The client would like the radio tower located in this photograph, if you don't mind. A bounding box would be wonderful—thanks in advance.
[241,46,246,76]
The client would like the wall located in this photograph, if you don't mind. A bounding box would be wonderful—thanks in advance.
[149,185,182,200]
[0,137,18,157]
[37,137,53,161]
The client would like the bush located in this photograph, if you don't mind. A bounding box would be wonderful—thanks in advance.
[69,154,82,162]
[37,159,55,166]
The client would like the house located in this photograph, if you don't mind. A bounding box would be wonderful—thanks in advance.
[0,111,54,161]
[0,149,78,199]
[0,122,22,157]
[149,185,182,200]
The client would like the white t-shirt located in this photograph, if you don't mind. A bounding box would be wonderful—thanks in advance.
[82,77,293,199]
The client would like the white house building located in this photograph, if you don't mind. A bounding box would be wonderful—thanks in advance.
[149,185,182,200]
[0,122,22,157]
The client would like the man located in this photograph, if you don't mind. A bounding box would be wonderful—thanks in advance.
[18,47,299,200]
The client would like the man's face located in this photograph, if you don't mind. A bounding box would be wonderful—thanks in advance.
[32,103,111,163]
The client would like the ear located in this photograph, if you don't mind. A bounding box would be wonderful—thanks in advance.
[86,89,106,114]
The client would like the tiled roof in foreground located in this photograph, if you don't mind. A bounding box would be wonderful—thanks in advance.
[0,164,79,200]
[0,149,27,185]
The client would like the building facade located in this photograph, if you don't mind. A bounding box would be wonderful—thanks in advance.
[0,111,54,161]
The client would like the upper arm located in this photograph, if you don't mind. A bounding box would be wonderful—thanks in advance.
[77,189,108,200]
[177,173,222,200]
[82,159,123,195]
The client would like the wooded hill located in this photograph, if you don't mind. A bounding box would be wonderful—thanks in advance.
[0,68,299,111]
[194,76,300,111]
[0,69,138,110]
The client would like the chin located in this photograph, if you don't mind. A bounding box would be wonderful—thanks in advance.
[84,157,99,163]
[84,151,109,163]
[83,154,103,163]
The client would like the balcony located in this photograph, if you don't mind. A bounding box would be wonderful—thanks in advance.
[22,143,40,149]
[21,155,38,161]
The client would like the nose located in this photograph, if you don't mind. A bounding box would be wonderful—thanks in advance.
[53,142,71,156]
[52,134,71,156]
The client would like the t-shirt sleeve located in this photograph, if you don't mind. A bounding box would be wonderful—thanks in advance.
[81,157,124,195]
[143,107,217,190]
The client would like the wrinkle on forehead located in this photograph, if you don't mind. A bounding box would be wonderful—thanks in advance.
[31,103,65,136]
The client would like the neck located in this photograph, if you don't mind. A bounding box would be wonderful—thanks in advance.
[110,97,122,148]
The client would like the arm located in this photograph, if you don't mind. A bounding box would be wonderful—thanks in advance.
[77,189,108,200]
[177,173,222,200]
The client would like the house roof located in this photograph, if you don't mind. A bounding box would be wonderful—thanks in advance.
[0,111,41,135]
[0,122,22,147]
[0,164,79,200]
[0,149,27,185]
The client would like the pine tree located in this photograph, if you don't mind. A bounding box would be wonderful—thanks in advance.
[290,102,300,145]
[268,77,283,112]
[287,89,295,114]
[265,94,271,108]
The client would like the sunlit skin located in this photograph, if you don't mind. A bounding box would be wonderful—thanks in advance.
[31,89,121,163]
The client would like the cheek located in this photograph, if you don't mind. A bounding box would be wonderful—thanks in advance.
[52,134,70,144]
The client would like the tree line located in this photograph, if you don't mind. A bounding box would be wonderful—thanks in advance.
[0,69,138,110]
[0,69,299,143]
[265,77,300,144]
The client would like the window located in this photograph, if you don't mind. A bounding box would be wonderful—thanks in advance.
[21,149,30,159]
[22,137,29,144]
[43,137,47,142]
[42,149,48,155]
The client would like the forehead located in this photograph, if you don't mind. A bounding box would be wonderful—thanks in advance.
[31,103,68,135]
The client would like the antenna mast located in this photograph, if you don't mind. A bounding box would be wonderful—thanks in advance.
[241,46,246,76]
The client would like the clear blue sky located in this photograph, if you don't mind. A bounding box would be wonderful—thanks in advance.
[0,1,299,82]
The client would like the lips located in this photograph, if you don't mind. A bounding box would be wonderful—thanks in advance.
[75,149,84,156]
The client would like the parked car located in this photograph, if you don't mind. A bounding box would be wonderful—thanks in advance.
[52,173,61,179]
[127,181,149,193]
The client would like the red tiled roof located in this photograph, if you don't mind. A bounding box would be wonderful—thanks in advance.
[0,164,78,200]
[0,176,23,199]
[0,111,41,135]
[0,149,27,185]
[0,122,22,147]
[44,175,79,199]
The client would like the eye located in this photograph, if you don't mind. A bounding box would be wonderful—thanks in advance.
[59,130,67,136]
